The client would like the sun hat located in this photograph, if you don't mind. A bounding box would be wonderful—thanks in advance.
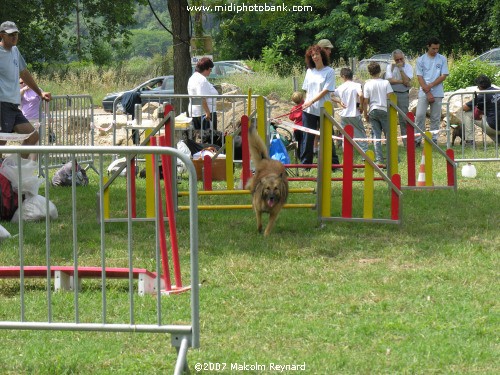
[317,39,333,49]
[0,21,19,34]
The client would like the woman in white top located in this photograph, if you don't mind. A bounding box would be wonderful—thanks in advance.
[187,57,218,132]
[301,45,340,167]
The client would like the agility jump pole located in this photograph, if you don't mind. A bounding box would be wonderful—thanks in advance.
[318,101,334,218]
[100,106,178,222]
[317,107,403,224]
[151,135,187,293]
[388,93,399,177]
[390,107,456,191]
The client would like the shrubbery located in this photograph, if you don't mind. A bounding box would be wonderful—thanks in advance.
[444,55,500,91]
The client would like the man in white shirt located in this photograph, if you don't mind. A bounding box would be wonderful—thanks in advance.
[415,37,449,145]
[385,49,413,146]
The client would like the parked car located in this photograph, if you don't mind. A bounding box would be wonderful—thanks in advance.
[102,63,253,112]
[102,76,174,113]
[217,60,253,71]
[472,47,500,66]
[357,53,393,74]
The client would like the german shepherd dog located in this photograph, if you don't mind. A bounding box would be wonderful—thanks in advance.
[246,126,289,236]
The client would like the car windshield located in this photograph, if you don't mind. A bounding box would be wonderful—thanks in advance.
[479,49,500,61]
[161,77,174,90]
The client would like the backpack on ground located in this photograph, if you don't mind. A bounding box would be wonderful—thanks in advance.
[0,172,19,221]
[52,161,89,187]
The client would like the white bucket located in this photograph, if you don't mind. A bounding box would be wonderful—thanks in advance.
[461,163,477,178]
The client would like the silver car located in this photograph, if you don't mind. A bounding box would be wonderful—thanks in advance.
[472,47,500,66]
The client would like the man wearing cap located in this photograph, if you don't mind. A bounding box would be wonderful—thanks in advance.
[317,39,334,59]
[0,21,51,158]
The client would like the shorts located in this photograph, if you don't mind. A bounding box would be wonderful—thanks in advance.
[0,102,29,133]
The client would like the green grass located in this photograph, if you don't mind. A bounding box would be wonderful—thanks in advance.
[0,146,499,374]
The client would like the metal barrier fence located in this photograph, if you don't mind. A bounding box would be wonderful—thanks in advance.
[110,93,273,153]
[39,95,97,173]
[0,145,199,374]
[444,89,500,163]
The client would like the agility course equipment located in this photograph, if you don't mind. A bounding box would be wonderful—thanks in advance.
[0,144,200,373]
[317,101,402,225]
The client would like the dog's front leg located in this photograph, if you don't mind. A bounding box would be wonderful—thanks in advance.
[264,212,279,236]
[256,211,263,233]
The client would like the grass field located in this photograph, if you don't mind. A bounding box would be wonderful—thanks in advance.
[0,146,498,374]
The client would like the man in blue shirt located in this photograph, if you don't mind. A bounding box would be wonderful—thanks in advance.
[415,37,449,145]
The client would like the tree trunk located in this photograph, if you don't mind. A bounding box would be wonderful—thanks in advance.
[167,0,191,115]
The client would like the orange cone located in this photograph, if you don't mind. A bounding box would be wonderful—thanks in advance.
[417,151,427,187]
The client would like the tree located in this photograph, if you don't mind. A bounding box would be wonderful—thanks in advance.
[167,0,192,115]
[2,0,144,68]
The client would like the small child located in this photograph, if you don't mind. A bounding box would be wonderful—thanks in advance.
[289,91,304,158]
[362,62,394,164]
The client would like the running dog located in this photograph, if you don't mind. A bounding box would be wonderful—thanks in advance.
[246,125,289,236]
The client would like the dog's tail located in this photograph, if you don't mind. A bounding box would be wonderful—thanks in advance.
[248,125,269,165]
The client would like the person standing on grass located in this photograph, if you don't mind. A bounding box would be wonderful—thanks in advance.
[415,37,448,146]
[363,62,394,165]
[301,44,340,170]
[333,67,368,154]
[385,49,413,147]
[0,21,51,159]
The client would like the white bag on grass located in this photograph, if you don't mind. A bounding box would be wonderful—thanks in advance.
[0,155,44,196]
[176,140,192,174]
[0,224,10,240]
[11,194,58,222]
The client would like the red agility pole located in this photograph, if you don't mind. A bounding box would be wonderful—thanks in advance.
[446,149,455,187]
[342,125,354,218]
[150,136,172,291]
[158,135,183,290]
[203,155,213,191]
[130,157,137,218]
[406,112,416,186]
[391,174,401,220]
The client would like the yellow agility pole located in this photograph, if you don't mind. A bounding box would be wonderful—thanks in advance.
[388,93,399,177]
[178,203,316,211]
[363,150,375,219]
[247,88,252,117]
[225,134,234,190]
[257,95,266,140]
[103,176,110,219]
[177,187,315,196]
[319,102,333,218]
[423,131,433,186]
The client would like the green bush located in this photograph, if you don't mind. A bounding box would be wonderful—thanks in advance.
[444,55,500,91]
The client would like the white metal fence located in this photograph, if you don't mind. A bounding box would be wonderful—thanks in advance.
[0,145,199,374]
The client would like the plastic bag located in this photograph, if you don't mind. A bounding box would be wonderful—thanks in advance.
[0,224,11,240]
[270,136,290,164]
[11,194,58,222]
[107,157,127,177]
[0,155,44,196]
[177,140,192,174]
